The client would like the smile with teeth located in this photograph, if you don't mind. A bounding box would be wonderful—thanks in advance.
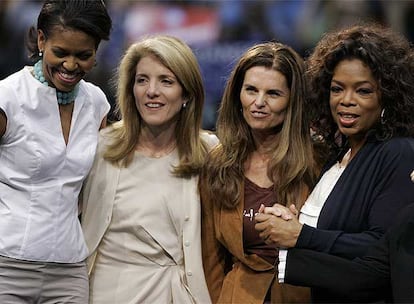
[59,71,77,80]
[338,112,359,126]
[146,102,164,108]
[339,113,358,119]
[56,70,80,86]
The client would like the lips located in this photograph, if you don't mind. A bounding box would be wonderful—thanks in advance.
[54,69,82,88]
[250,110,269,118]
[337,112,359,127]
[145,102,164,109]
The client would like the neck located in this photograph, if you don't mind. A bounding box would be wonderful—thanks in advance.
[136,128,177,158]
[252,130,281,155]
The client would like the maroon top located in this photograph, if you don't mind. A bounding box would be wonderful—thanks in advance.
[243,177,278,265]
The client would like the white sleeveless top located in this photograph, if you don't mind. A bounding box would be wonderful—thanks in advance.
[0,66,110,263]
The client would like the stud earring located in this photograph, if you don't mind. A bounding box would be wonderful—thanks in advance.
[182,103,187,109]
[39,51,43,57]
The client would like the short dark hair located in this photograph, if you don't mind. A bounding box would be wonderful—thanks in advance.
[27,0,112,60]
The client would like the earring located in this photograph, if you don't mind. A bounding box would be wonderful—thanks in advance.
[380,108,386,125]
[182,103,187,109]
[39,51,43,57]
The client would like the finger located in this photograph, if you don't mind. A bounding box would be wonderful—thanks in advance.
[289,204,299,217]
[263,206,282,217]
[258,204,265,213]
[254,213,272,222]
[266,205,293,220]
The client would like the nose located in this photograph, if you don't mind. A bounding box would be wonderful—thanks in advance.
[62,57,78,71]
[146,80,160,98]
[341,90,356,106]
[254,93,266,107]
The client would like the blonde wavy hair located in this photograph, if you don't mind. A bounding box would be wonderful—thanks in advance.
[104,35,209,177]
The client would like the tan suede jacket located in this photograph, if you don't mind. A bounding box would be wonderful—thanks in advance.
[200,179,311,304]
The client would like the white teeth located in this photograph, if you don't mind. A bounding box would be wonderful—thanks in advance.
[147,103,162,108]
[342,114,356,118]
[59,72,76,80]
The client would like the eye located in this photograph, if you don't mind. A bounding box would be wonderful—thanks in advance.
[357,87,374,95]
[330,85,342,93]
[244,85,257,94]
[161,78,174,85]
[77,52,94,61]
[135,76,147,84]
[268,90,282,97]
[53,49,67,58]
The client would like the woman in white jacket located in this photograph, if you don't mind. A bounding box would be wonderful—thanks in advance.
[81,35,216,304]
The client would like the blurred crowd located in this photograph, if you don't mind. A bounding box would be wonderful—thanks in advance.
[1,0,413,129]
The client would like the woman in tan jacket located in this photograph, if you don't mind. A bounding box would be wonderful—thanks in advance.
[200,42,320,303]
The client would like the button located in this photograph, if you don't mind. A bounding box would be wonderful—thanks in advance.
[187,271,192,276]
[184,216,190,221]
[184,241,190,247]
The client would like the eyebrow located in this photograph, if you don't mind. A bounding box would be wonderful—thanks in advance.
[331,79,375,87]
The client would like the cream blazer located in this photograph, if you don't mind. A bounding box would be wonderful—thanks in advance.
[81,129,217,304]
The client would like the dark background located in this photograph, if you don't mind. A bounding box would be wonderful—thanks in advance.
[1,0,413,130]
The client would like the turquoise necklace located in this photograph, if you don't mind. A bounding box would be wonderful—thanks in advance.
[33,60,79,105]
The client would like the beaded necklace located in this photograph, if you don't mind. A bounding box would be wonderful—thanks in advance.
[33,60,79,105]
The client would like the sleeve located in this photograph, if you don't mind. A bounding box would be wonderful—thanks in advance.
[87,82,111,125]
[277,249,288,283]
[95,87,111,124]
[200,177,230,303]
[284,237,391,302]
[284,203,414,302]
[296,139,414,259]
[200,131,219,152]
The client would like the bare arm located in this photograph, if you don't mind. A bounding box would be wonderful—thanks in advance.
[99,115,107,130]
[0,109,6,138]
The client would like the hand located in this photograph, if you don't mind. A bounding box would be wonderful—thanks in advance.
[255,211,303,248]
[257,203,297,220]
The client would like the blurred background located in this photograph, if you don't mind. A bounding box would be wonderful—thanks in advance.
[1,0,413,130]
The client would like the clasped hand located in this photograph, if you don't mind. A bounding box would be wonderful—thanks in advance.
[254,203,303,248]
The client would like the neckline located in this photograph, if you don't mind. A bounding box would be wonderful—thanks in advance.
[244,176,273,191]
[135,147,177,160]
[337,148,351,169]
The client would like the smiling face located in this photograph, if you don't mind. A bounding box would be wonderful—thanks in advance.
[38,26,96,92]
[133,54,185,132]
[329,58,381,147]
[240,66,290,133]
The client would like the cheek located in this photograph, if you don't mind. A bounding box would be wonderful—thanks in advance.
[269,99,289,115]
[81,58,96,73]
[240,91,251,108]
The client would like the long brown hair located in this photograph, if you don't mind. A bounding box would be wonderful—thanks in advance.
[203,42,318,209]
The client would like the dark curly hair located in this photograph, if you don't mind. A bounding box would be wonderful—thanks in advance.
[26,0,112,61]
[306,22,414,155]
